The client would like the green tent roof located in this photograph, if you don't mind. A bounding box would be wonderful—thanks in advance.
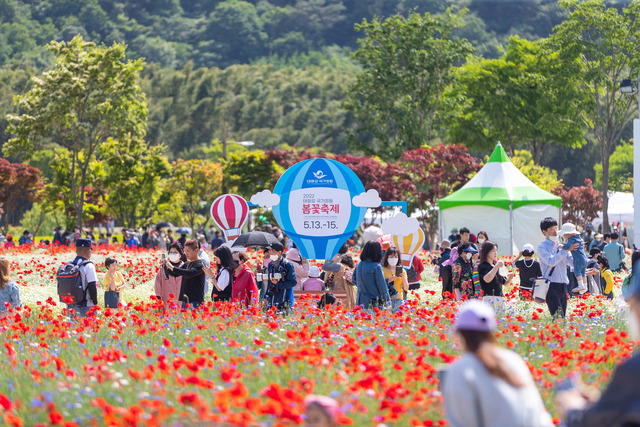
[439,143,562,211]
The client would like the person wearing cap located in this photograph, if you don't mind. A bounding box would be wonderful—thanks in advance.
[560,223,588,294]
[305,395,342,427]
[453,242,479,299]
[443,300,554,427]
[265,242,297,312]
[437,240,455,299]
[67,238,98,318]
[514,243,542,299]
[556,259,640,426]
[286,248,310,291]
[322,253,356,309]
[538,217,579,318]
[589,233,603,252]
[303,266,324,291]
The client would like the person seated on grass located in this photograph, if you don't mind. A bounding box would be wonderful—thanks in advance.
[0,257,20,318]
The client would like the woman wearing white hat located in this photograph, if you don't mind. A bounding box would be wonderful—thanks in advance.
[443,300,554,427]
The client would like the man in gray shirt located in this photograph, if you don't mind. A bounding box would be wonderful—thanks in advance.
[537,217,579,318]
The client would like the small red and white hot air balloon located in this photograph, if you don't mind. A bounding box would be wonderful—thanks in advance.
[210,194,249,243]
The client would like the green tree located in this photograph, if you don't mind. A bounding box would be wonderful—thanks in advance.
[4,35,147,228]
[594,141,633,192]
[100,136,171,228]
[223,150,279,199]
[345,10,473,159]
[547,0,640,232]
[169,159,222,233]
[201,0,266,66]
[511,150,563,193]
[445,36,586,163]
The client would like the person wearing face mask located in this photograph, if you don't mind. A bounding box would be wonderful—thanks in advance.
[453,243,479,300]
[476,231,488,248]
[154,242,186,309]
[556,259,640,426]
[537,217,579,318]
[265,242,297,312]
[514,244,542,300]
[164,239,206,309]
[381,247,408,313]
[231,251,258,307]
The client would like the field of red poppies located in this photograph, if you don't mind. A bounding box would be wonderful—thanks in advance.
[0,244,634,426]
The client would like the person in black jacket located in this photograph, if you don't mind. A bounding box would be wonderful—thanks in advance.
[265,242,297,313]
[209,245,237,302]
[164,239,205,309]
[557,259,640,426]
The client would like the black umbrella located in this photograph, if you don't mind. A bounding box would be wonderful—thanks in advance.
[156,221,174,230]
[232,231,280,248]
[176,226,192,235]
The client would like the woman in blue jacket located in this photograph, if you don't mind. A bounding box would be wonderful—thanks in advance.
[352,241,390,312]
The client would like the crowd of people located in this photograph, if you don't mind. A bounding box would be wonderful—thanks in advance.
[434,219,632,319]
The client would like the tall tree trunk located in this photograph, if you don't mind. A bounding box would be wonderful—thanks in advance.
[601,142,611,233]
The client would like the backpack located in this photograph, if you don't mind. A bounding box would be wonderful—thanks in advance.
[57,260,92,304]
[406,264,418,283]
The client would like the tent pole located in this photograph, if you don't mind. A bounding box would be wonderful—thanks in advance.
[509,201,514,255]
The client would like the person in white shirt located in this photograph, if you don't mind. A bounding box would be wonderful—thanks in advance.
[443,300,554,427]
[197,240,211,297]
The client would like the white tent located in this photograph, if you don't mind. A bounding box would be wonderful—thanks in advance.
[438,143,562,255]
[593,192,634,245]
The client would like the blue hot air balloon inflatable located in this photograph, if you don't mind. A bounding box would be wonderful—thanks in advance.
[273,158,367,259]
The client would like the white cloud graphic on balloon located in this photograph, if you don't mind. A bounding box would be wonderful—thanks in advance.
[381,213,419,237]
[352,189,382,207]
[250,190,281,207]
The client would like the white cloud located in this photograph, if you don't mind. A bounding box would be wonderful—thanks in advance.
[381,213,419,237]
[250,190,280,207]
[352,189,382,208]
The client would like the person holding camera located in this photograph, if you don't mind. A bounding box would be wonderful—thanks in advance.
[477,241,514,297]
[265,242,297,312]
[381,246,408,313]
[163,239,205,309]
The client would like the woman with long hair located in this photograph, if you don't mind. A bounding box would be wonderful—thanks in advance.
[231,251,258,307]
[351,241,390,312]
[381,247,408,312]
[210,245,237,302]
[0,258,20,317]
[443,301,553,427]
[477,241,514,296]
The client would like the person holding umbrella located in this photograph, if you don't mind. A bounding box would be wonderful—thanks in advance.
[265,242,296,313]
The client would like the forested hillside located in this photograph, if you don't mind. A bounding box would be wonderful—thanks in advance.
[0,0,569,68]
[0,0,634,197]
